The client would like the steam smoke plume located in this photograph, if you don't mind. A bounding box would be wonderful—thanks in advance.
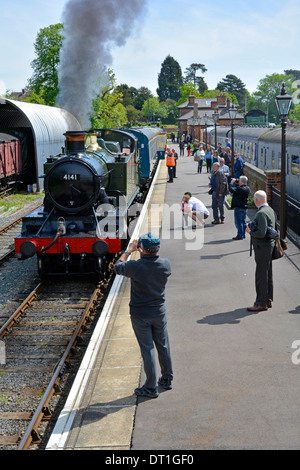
[57,0,147,128]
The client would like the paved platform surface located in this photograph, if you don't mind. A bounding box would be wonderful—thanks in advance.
[51,141,300,451]
[131,142,300,450]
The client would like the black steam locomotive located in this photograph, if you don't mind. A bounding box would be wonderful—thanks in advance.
[15,128,166,278]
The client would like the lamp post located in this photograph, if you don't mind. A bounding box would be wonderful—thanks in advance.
[204,113,208,147]
[228,104,238,177]
[275,83,292,240]
[197,116,202,143]
[212,110,219,150]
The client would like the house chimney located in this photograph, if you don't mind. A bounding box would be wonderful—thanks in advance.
[217,94,226,106]
[189,93,195,106]
[193,102,198,118]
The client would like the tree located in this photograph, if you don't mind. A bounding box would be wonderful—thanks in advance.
[160,99,177,124]
[284,69,300,81]
[248,73,294,123]
[115,84,138,107]
[28,23,64,106]
[141,97,168,122]
[201,89,238,104]
[175,83,201,106]
[216,74,248,110]
[184,63,208,94]
[290,104,300,123]
[157,55,183,102]
[134,87,153,110]
[91,72,127,128]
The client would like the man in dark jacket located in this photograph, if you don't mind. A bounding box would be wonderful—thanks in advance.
[229,175,250,239]
[210,162,228,224]
[114,233,173,398]
[246,191,276,312]
[233,154,244,179]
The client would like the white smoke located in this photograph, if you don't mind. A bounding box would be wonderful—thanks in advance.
[57,0,147,128]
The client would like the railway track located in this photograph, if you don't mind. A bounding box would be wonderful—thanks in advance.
[0,200,43,265]
[0,263,115,450]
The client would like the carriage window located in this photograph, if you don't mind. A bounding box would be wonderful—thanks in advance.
[278,152,281,170]
[291,155,299,176]
[272,150,275,168]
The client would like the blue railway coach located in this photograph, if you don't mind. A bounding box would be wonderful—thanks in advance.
[124,127,166,187]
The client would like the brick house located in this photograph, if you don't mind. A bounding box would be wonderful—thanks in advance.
[177,93,244,144]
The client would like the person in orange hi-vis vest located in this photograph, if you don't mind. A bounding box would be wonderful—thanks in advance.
[166,150,175,183]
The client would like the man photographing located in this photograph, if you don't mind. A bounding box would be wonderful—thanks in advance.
[114,233,173,398]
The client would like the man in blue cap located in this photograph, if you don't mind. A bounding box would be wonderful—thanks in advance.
[114,232,173,398]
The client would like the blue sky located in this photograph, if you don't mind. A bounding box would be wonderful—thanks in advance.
[1,0,299,97]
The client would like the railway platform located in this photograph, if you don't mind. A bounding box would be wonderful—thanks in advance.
[47,142,300,451]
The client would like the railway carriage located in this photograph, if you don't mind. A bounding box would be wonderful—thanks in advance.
[210,125,300,203]
[0,133,22,191]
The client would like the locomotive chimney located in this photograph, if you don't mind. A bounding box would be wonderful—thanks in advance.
[64,131,87,154]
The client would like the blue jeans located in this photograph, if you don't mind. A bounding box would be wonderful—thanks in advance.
[234,207,247,238]
[130,313,173,390]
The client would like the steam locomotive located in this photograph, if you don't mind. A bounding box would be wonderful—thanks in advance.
[15,127,166,278]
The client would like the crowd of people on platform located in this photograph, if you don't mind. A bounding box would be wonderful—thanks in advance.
[173,136,277,316]
[113,134,280,399]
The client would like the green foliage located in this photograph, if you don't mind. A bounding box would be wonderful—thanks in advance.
[216,74,248,110]
[91,72,127,129]
[247,73,294,123]
[176,83,201,106]
[290,104,300,123]
[21,90,46,105]
[202,89,238,104]
[184,63,208,94]
[157,55,183,102]
[28,23,64,106]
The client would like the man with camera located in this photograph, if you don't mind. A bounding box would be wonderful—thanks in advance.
[114,233,173,398]
[246,191,276,312]
[229,175,250,240]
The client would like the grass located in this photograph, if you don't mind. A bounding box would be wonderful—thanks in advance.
[0,191,42,216]
[226,196,255,208]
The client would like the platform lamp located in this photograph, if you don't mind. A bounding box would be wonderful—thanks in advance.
[212,110,219,150]
[275,83,292,240]
[197,115,202,144]
[228,104,238,177]
[204,113,209,147]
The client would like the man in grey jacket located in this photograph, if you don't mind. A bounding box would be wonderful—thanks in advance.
[114,233,173,398]
[210,162,228,224]
[246,191,276,312]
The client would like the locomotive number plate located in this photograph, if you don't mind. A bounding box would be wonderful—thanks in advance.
[61,174,81,181]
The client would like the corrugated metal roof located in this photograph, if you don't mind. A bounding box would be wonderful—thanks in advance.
[0,99,81,189]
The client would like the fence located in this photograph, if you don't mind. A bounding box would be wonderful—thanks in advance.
[270,186,300,248]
